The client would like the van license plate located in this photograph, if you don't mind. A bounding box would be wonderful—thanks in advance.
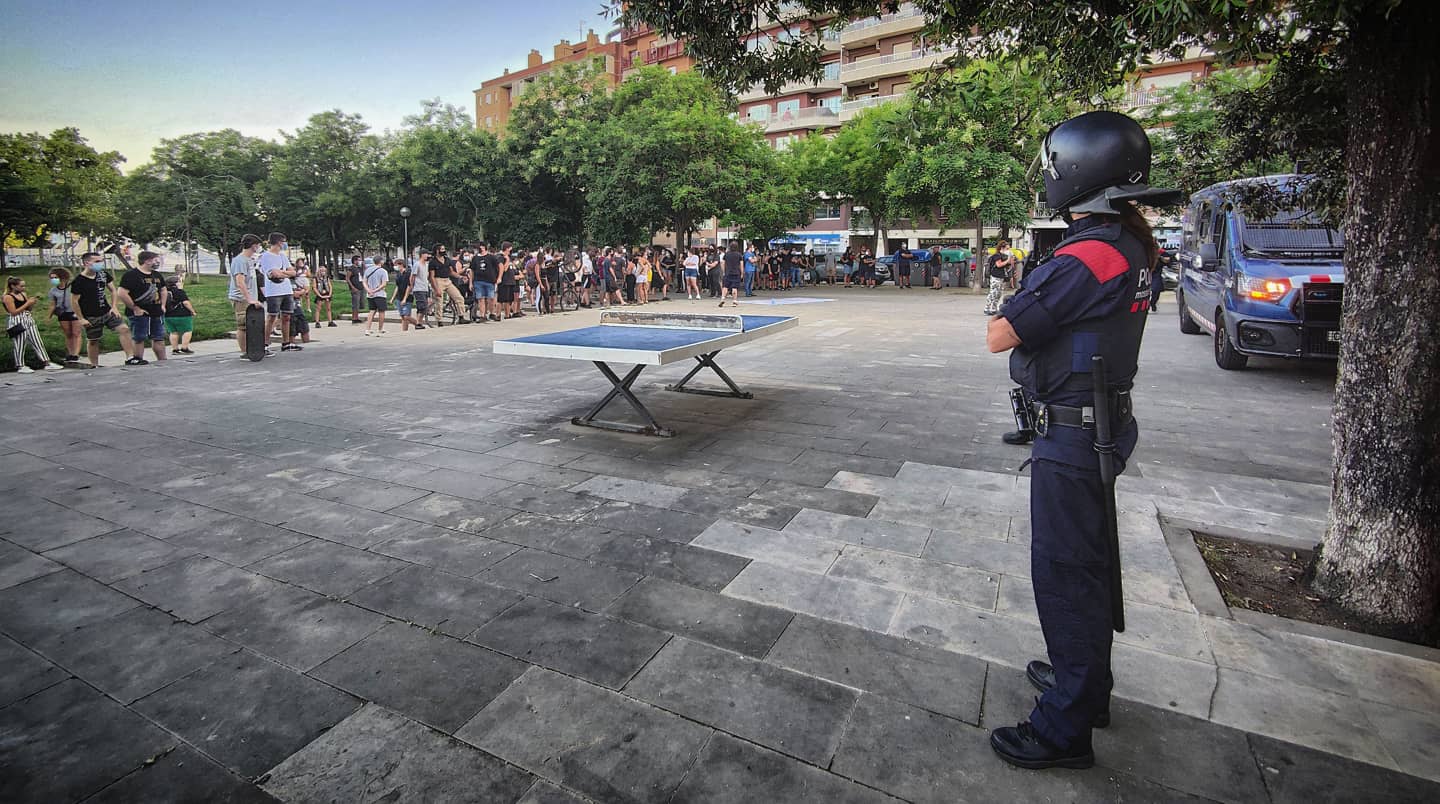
[1327,330,1341,343]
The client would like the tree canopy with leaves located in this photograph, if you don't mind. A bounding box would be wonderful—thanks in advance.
[0,128,124,262]
[619,0,1440,641]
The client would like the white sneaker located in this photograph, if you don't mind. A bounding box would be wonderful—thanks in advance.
[17,366,34,374]
[364,330,373,336]
[43,363,64,371]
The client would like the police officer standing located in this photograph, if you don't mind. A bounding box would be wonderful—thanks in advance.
[985,111,1179,770]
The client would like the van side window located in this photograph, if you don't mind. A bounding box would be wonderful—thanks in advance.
[1196,202,1211,242]
[1215,206,1229,257]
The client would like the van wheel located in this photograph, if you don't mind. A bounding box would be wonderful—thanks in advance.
[1214,311,1249,370]
[1177,290,1201,334]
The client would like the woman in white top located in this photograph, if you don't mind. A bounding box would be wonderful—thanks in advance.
[683,248,702,300]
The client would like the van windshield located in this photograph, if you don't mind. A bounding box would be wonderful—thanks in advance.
[1238,210,1344,257]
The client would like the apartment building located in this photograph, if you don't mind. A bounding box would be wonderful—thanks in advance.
[619,22,694,77]
[473,30,622,135]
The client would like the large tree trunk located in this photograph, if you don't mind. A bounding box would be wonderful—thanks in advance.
[1312,1,1440,642]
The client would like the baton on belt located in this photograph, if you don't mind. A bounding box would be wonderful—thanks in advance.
[1091,355,1126,633]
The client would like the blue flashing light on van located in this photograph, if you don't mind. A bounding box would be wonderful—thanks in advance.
[1176,175,1346,370]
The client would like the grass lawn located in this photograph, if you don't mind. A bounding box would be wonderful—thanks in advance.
[2,265,359,371]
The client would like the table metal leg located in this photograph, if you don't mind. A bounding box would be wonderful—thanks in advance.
[665,351,752,399]
[571,361,675,437]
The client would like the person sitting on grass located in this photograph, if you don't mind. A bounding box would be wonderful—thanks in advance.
[164,274,197,354]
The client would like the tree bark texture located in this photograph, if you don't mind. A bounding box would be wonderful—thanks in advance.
[1313,1,1440,641]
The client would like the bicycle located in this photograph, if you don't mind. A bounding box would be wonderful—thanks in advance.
[441,294,464,326]
[555,276,582,313]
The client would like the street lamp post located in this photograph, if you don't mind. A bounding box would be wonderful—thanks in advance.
[399,206,411,262]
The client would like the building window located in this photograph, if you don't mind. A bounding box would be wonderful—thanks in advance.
[747,104,771,122]
[774,134,797,150]
[822,96,841,114]
[777,99,801,114]
[814,202,842,220]
[822,62,840,81]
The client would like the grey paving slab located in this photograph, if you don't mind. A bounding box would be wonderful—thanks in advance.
[456,667,712,804]
[719,455,842,488]
[0,492,122,551]
[517,780,593,804]
[0,679,178,804]
[0,633,65,707]
[387,492,520,534]
[672,732,898,804]
[203,584,390,671]
[273,500,416,548]
[261,704,531,803]
[832,693,1207,804]
[767,615,987,723]
[1210,667,1393,767]
[625,637,857,764]
[890,595,1047,670]
[85,744,277,804]
[1248,733,1440,803]
[84,496,238,540]
[113,555,285,623]
[33,606,237,703]
[311,623,528,733]
[570,474,689,507]
[504,483,606,520]
[371,527,519,577]
[577,499,715,541]
[133,649,360,777]
[248,539,409,597]
[1356,700,1440,783]
[670,488,801,529]
[490,459,598,491]
[480,548,642,610]
[923,522,1027,570]
[406,468,517,502]
[724,561,903,633]
[472,514,608,559]
[605,576,792,657]
[1108,641,1217,719]
[308,478,432,512]
[750,479,878,518]
[41,528,197,583]
[410,445,516,474]
[469,596,670,690]
[348,564,522,637]
[490,440,588,466]
[0,568,142,643]
[162,517,311,566]
[1092,699,1271,804]
[790,449,904,479]
[783,507,931,556]
[0,538,62,590]
[588,534,750,593]
[692,519,844,574]
[829,545,1001,611]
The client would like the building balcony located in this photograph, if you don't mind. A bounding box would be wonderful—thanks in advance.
[736,73,842,102]
[838,92,903,120]
[839,46,957,85]
[761,106,841,133]
[839,4,926,47]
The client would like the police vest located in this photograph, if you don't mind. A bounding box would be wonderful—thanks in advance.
[1008,223,1152,401]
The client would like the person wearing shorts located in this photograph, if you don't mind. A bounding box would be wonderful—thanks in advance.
[164,274,197,354]
[227,235,265,358]
[363,256,389,336]
[260,233,300,352]
[720,242,744,307]
[472,243,499,321]
[116,250,168,365]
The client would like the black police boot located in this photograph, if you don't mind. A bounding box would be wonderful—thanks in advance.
[1026,661,1110,728]
[990,722,1094,770]
[1002,429,1034,445]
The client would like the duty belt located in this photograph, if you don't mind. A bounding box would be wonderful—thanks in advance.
[1032,392,1133,437]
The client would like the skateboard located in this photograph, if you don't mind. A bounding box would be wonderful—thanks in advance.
[244,304,268,362]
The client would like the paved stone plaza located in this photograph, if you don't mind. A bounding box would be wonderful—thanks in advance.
[2,287,1437,803]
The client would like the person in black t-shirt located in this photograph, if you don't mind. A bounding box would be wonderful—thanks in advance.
[164,275,197,354]
[983,240,1016,315]
[116,251,169,364]
[68,253,137,366]
[347,255,365,323]
[473,244,500,321]
[859,249,877,288]
[721,242,744,307]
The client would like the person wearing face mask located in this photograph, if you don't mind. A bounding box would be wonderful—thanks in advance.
[115,250,169,365]
[70,251,137,367]
[47,268,85,366]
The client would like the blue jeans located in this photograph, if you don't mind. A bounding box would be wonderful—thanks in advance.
[129,314,165,342]
[743,272,755,295]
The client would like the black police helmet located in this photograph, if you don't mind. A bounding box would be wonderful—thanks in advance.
[1037,111,1180,214]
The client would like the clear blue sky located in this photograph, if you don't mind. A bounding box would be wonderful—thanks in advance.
[0,0,610,170]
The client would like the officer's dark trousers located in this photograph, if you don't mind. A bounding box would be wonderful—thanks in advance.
[1028,457,1116,751]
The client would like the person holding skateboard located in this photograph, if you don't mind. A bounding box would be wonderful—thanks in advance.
[228,234,267,360]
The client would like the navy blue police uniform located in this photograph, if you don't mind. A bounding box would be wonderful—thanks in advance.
[999,215,1152,753]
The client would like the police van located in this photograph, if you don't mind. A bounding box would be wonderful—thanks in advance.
[1176,175,1345,370]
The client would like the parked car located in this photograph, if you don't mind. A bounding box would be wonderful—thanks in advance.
[1158,247,1180,290]
[1177,175,1345,370]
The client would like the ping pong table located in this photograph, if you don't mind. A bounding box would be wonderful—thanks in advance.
[493,311,798,437]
